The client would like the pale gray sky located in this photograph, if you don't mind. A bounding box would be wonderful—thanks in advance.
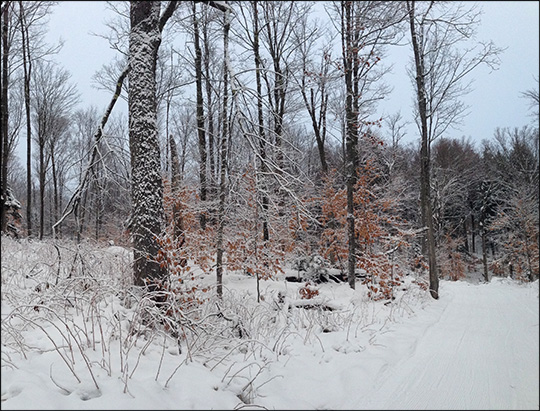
[43,1,539,149]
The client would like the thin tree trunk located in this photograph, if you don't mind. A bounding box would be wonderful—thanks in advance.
[343,1,358,290]
[51,149,59,236]
[0,2,9,232]
[471,213,476,254]
[481,223,489,282]
[216,3,230,299]
[463,218,469,253]
[95,180,102,241]
[407,0,438,299]
[252,0,269,243]
[19,0,32,237]
[202,19,216,198]
[524,230,534,282]
[272,60,285,172]
[313,87,329,176]
[39,134,45,240]
[300,66,328,176]
[193,1,207,230]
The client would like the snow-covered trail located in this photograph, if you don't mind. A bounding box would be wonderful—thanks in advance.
[362,279,539,410]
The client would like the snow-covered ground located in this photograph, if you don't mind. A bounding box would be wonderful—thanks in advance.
[1,237,538,410]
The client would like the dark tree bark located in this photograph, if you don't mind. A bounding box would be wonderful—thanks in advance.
[407,0,439,299]
[18,0,33,237]
[252,0,269,243]
[342,1,359,290]
[480,221,489,282]
[192,1,208,230]
[51,149,59,230]
[300,64,329,177]
[471,213,476,254]
[38,122,45,239]
[129,1,167,288]
[1,1,9,233]
[202,15,216,196]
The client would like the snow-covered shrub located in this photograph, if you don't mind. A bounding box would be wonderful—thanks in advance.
[292,255,330,283]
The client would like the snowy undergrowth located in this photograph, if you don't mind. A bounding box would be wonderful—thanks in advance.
[1,236,432,409]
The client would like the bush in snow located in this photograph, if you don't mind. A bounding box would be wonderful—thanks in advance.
[291,255,330,283]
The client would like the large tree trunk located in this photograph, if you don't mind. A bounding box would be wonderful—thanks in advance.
[129,1,167,289]
[407,0,439,299]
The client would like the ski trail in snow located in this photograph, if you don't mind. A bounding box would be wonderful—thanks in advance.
[362,280,539,410]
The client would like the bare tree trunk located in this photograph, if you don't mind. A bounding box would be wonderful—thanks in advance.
[216,3,230,299]
[192,1,208,230]
[298,35,330,178]
[0,2,9,233]
[19,0,33,237]
[407,0,438,299]
[525,235,534,282]
[38,133,45,240]
[481,222,489,282]
[471,213,476,254]
[94,179,102,241]
[310,87,329,176]
[202,18,216,198]
[51,149,59,236]
[252,0,269,243]
[342,1,358,290]
[129,1,167,289]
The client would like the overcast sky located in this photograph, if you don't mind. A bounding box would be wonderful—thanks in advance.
[43,1,539,150]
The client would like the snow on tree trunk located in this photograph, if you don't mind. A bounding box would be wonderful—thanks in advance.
[129,1,166,288]
[216,3,231,299]
[342,1,359,290]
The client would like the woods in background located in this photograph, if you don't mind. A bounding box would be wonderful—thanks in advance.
[1,1,538,298]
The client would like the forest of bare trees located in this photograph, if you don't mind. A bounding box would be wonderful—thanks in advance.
[1,0,538,303]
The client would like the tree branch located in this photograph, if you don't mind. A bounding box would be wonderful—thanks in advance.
[194,0,231,13]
